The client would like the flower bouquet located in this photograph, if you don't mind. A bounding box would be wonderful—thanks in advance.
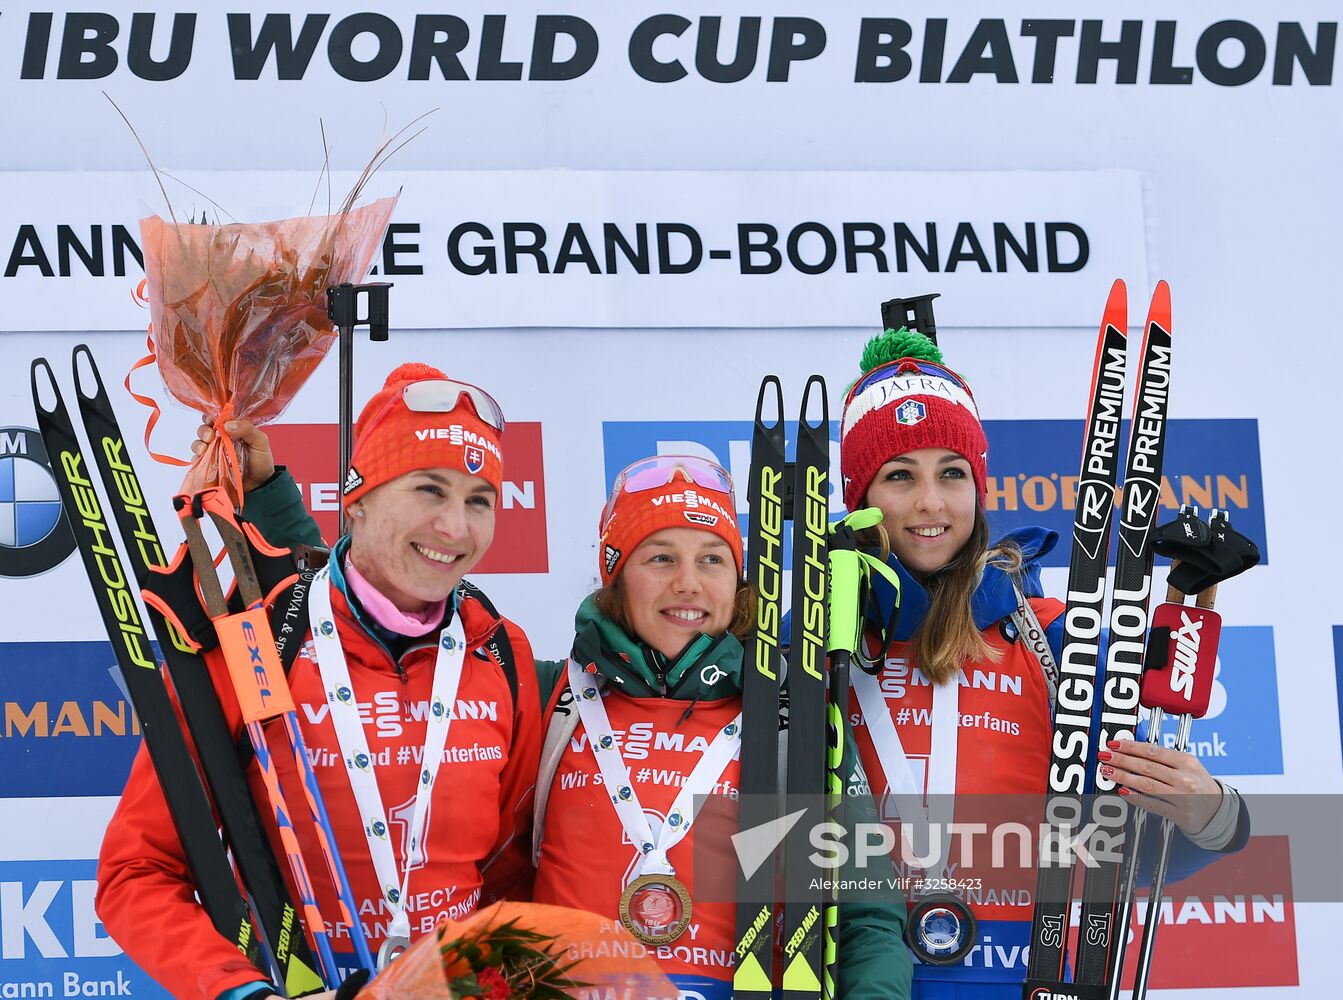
[360,902,677,999]
[139,186,396,506]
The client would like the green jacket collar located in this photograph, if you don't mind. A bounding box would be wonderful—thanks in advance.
[570,595,743,700]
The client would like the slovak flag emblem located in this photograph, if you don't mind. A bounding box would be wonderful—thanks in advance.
[464,445,485,474]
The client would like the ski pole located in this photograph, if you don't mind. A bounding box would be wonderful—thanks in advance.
[1107,540,1194,1000]
[1130,573,1221,1000]
[179,489,376,980]
[823,508,900,1000]
[327,282,391,538]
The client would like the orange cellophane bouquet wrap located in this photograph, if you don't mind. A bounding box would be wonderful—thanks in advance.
[360,902,679,999]
[139,195,396,507]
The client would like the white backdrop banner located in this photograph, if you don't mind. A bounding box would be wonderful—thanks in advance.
[0,168,1145,332]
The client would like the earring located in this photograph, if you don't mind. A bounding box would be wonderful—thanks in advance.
[354,508,365,518]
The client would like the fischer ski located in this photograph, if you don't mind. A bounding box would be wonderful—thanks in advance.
[733,376,786,996]
[782,375,829,1000]
[1072,282,1174,988]
[30,358,266,976]
[69,347,327,997]
[1023,279,1129,999]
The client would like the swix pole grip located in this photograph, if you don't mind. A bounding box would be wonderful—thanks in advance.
[1139,603,1221,717]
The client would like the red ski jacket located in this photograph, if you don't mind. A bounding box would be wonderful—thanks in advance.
[95,561,540,1000]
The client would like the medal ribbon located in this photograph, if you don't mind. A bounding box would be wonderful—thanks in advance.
[309,563,467,941]
[565,659,741,878]
[852,663,959,879]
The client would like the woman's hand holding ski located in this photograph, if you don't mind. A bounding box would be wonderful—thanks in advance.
[1101,739,1222,835]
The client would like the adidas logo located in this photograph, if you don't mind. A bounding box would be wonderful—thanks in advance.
[343,467,365,495]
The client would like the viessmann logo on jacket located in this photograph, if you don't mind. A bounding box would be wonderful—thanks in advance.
[568,721,726,761]
[300,689,502,737]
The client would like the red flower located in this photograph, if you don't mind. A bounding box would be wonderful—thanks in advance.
[476,967,511,1000]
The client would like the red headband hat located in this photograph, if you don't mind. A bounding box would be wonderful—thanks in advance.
[598,456,743,586]
[840,329,988,512]
[342,362,505,507]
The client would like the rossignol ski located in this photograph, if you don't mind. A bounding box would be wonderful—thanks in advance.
[1072,283,1173,988]
[733,377,786,995]
[69,347,327,996]
[782,375,829,1000]
[30,357,267,977]
[1023,280,1129,999]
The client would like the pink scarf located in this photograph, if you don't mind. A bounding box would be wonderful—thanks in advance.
[344,553,446,637]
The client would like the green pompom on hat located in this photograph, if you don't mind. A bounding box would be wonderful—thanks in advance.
[858,326,944,376]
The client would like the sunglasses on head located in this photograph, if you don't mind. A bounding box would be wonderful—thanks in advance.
[402,378,506,432]
[601,455,734,528]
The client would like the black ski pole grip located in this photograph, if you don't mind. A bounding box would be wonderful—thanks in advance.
[326,281,394,337]
[880,292,941,343]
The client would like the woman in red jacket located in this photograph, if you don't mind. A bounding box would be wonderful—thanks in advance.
[527,455,911,998]
[95,364,541,1000]
[839,328,1248,998]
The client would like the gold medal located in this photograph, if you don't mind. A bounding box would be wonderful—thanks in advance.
[618,873,692,946]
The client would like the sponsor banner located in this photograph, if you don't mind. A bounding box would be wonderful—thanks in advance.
[0,168,1144,332]
[984,418,1266,567]
[0,858,171,998]
[601,417,1266,569]
[1118,835,1298,989]
[265,421,549,573]
[1,643,142,798]
[1144,626,1283,777]
[0,426,76,580]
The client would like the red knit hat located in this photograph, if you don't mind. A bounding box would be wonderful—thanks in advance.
[342,363,504,507]
[598,457,743,586]
[840,341,987,511]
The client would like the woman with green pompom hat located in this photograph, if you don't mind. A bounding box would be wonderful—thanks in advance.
[838,327,1250,998]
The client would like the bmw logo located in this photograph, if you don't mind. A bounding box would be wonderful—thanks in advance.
[0,427,76,579]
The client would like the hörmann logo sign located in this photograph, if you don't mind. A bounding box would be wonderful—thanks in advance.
[1,642,144,797]
[983,418,1267,567]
